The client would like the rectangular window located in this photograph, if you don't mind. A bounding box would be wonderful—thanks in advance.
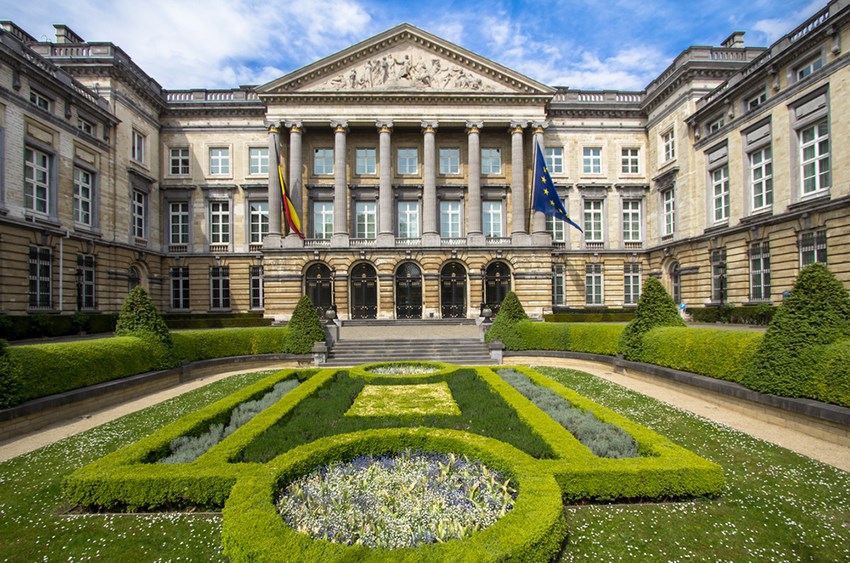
[209,201,230,244]
[312,201,334,239]
[481,148,502,174]
[77,117,94,135]
[210,266,230,310]
[24,147,50,214]
[397,148,418,175]
[28,247,52,309]
[624,263,641,305]
[314,148,334,175]
[750,241,771,302]
[170,266,190,310]
[621,148,639,174]
[482,201,503,238]
[73,167,93,226]
[712,165,730,223]
[796,56,823,80]
[711,249,727,303]
[544,147,564,174]
[582,147,601,174]
[662,188,675,236]
[800,229,827,267]
[546,213,566,243]
[800,121,830,195]
[622,200,641,242]
[131,130,145,164]
[662,129,675,162]
[552,264,565,306]
[132,190,146,239]
[249,147,269,175]
[250,265,264,309]
[77,254,96,310]
[708,116,725,133]
[30,91,50,111]
[439,148,460,175]
[747,89,767,111]
[440,201,462,238]
[585,263,603,305]
[750,147,773,211]
[249,201,269,244]
[397,201,420,238]
[169,148,190,176]
[583,200,603,242]
[169,202,190,245]
[209,147,230,175]
[355,201,377,239]
[355,148,377,175]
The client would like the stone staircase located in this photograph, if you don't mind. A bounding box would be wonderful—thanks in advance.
[324,338,495,366]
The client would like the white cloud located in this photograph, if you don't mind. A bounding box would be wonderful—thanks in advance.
[751,0,826,43]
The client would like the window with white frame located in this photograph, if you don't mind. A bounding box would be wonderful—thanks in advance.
[170,266,190,309]
[481,149,502,174]
[209,147,230,176]
[249,147,269,175]
[622,200,641,242]
[355,201,377,239]
[746,89,767,111]
[621,148,639,174]
[482,201,503,238]
[356,148,377,175]
[397,201,420,238]
[169,202,190,245]
[796,55,823,81]
[800,121,830,195]
[662,187,675,237]
[397,148,418,175]
[77,117,94,135]
[552,264,565,306]
[707,143,729,224]
[312,201,334,239]
[131,130,146,164]
[800,229,827,267]
[662,129,675,162]
[24,146,50,214]
[77,254,96,310]
[169,148,190,176]
[132,190,146,239]
[750,241,771,302]
[209,201,230,244]
[585,263,603,305]
[707,116,725,134]
[314,148,334,175]
[544,147,564,175]
[582,148,601,174]
[250,265,264,309]
[210,266,230,310]
[73,166,93,226]
[439,148,460,175]
[711,248,727,304]
[249,201,269,244]
[624,262,641,305]
[750,147,773,211]
[30,90,50,111]
[583,200,603,242]
[546,213,566,243]
[440,200,462,238]
[29,247,52,309]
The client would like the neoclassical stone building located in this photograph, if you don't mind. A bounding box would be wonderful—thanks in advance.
[1,0,849,322]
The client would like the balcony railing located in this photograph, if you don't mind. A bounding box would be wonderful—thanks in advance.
[624,241,643,250]
[350,238,376,247]
[395,237,421,247]
[209,244,229,254]
[440,237,467,246]
[486,237,512,246]
[584,241,605,250]
[168,244,188,253]
[304,238,330,248]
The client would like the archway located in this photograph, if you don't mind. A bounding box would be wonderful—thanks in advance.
[350,263,378,319]
[305,263,333,317]
[440,262,467,318]
[395,262,422,319]
[484,261,511,315]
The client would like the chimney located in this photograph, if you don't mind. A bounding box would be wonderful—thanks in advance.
[53,24,84,44]
[721,31,745,49]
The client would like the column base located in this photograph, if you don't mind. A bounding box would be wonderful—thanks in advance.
[531,232,553,245]
[331,234,350,248]
[467,233,486,246]
[262,234,283,250]
[512,233,532,246]
[283,234,305,248]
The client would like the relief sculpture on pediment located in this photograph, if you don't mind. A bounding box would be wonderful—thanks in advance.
[318,48,496,92]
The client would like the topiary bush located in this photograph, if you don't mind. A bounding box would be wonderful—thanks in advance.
[115,286,179,369]
[741,263,850,398]
[285,295,326,354]
[800,338,850,408]
[484,291,528,347]
[617,277,685,361]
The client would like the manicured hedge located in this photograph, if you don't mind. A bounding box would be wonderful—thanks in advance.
[0,313,118,340]
[639,327,764,383]
[686,304,776,326]
[4,337,175,407]
[545,310,635,323]
[171,327,293,361]
[799,338,850,408]
[488,320,624,356]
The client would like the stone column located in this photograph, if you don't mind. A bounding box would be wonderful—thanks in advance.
[331,120,349,247]
[265,124,282,249]
[511,121,531,244]
[284,121,304,248]
[422,121,439,245]
[377,121,395,245]
[466,121,484,245]
[531,123,552,244]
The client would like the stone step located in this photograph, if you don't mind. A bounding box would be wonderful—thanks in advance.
[325,337,494,366]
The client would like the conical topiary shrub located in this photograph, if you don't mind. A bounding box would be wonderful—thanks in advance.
[484,291,529,349]
[286,295,326,354]
[617,277,684,361]
[114,286,179,368]
[741,263,850,397]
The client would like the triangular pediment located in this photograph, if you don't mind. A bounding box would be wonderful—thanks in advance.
[258,24,554,97]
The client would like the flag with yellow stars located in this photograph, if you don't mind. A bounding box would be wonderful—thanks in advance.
[531,143,582,232]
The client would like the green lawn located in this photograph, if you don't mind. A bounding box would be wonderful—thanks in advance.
[0,366,848,561]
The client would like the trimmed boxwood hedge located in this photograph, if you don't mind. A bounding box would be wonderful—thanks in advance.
[639,327,764,383]
[545,310,636,323]
[799,339,850,408]
[487,320,624,356]
[171,327,293,361]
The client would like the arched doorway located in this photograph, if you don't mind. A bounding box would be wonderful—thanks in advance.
[395,262,422,319]
[305,263,333,317]
[350,263,378,319]
[484,261,511,314]
[670,261,682,305]
[440,262,467,318]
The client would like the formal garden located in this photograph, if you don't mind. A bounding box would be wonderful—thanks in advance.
[0,264,849,560]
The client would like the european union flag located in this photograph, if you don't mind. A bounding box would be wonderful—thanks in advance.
[531,144,582,232]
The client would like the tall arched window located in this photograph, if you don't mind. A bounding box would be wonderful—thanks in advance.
[350,263,378,319]
[305,263,333,316]
[484,261,511,314]
[395,262,422,319]
[440,262,467,318]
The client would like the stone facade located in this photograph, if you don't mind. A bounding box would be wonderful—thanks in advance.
[0,1,849,322]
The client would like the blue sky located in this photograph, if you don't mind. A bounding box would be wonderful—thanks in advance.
[3,0,823,90]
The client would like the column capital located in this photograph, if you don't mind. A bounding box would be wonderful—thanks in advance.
[285,120,303,133]
[377,120,393,133]
[267,123,279,134]
[465,121,483,133]
[532,121,548,134]
[421,120,439,133]
[510,121,527,133]
[331,120,349,133]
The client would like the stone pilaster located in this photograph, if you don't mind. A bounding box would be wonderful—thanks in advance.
[466,121,484,245]
[331,120,349,247]
[377,121,395,246]
[422,121,439,246]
